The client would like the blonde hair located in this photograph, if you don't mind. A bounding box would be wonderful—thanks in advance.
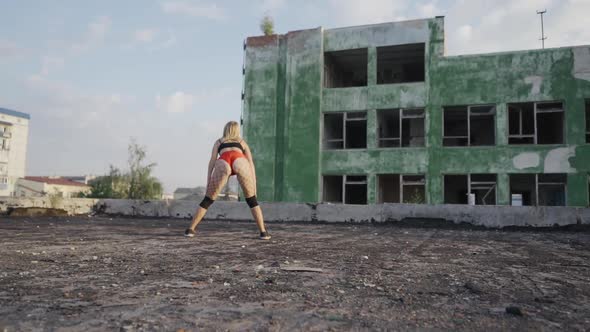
[222,121,241,142]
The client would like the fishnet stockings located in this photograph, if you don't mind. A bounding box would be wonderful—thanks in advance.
[206,160,231,199]
[233,158,256,197]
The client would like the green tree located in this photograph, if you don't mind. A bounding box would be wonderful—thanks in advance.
[260,15,274,36]
[81,166,126,199]
[83,139,163,200]
[127,139,163,199]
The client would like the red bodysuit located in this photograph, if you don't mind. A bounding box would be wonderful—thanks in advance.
[218,140,246,175]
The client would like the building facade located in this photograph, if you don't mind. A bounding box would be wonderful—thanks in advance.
[16,176,90,198]
[0,108,30,197]
[242,17,590,206]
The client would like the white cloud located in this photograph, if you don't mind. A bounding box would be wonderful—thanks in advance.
[418,2,439,17]
[443,0,590,55]
[259,0,286,12]
[456,24,473,42]
[156,88,239,114]
[161,1,227,20]
[328,0,409,25]
[26,75,130,127]
[40,55,65,76]
[135,28,159,43]
[0,40,24,57]
[70,16,112,54]
[156,91,195,113]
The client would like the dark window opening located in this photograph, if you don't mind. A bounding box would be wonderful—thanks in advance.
[323,176,343,203]
[345,175,367,205]
[378,174,400,203]
[538,174,567,206]
[323,175,367,205]
[324,48,368,88]
[444,175,468,204]
[510,174,536,206]
[444,174,497,205]
[508,103,535,144]
[378,109,425,148]
[443,105,496,147]
[346,112,367,149]
[323,112,367,150]
[377,43,425,84]
[323,113,344,149]
[508,101,564,145]
[402,175,426,204]
[469,106,496,146]
[470,174,497,205]
[509,173,566,206]
[378,174,426,204]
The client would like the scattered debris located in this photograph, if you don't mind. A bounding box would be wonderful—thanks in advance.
[281,266,324,273]
[506,306,524,316]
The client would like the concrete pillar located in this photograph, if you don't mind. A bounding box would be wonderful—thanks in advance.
[367,173,376,204]
[367,109,377,149]
[367,47,377,86]
[567,173,589,207]
[495,103,508,146]
[428,173,443,204]
[497,173,510,205]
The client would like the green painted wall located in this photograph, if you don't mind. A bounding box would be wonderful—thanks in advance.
[244,18,590,206]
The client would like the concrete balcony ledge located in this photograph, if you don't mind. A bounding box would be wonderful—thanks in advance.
[0,197,588,228]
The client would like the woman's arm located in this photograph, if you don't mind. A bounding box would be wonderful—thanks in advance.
[206,140,220,189]
[242,141,257,194]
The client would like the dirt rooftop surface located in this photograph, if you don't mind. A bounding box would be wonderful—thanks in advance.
[1,217,590,331]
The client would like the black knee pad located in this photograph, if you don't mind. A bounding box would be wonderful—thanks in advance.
[199,196,214,209]
[245,195,259,208]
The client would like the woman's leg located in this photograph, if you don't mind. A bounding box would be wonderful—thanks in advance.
[232,158,268,235]
[187,160,231,232]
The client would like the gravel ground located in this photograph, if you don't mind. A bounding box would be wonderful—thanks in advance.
[1,216,589,331]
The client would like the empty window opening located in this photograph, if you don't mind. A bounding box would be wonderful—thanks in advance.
[324,113,344,149]
[324,48,368,88]
[585,100,590,143]
[323,175,367,205]
[444,174,497,205]
[443,105,496,147]
[377,43,425,84]
[378,174,426,204]
[345,175,367,204]
[323,175,343,203]
[444,175,468,204]
[508,101,564,145]
[378,109,425,147]
[538,174,567,206]
[510,174,536,206]
[470,174,497,205]
[510,173,566,206]
[323,112,367,150]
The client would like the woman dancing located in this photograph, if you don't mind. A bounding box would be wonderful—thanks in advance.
[184,121,271,240]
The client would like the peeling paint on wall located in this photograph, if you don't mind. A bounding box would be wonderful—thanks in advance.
[244,17,590,206]
[544,147,576,173]
[513,152,540,169]
[524,76,543,95]
[573,47,590,81]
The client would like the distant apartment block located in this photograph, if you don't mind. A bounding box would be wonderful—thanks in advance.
[242,17,590,207]
[16,176,90,198]
[0,108,30,197]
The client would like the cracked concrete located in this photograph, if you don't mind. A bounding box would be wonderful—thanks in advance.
[1,217,589,331]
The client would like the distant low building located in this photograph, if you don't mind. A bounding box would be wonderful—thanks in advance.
[173,187,205,200]
[16,176,90,198]
[0,108,30,197]
[61,175,97,185]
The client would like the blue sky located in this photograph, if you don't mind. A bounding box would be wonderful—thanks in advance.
[1,0,589,193]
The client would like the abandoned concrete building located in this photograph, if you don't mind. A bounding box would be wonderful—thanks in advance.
[242,17,590,207]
